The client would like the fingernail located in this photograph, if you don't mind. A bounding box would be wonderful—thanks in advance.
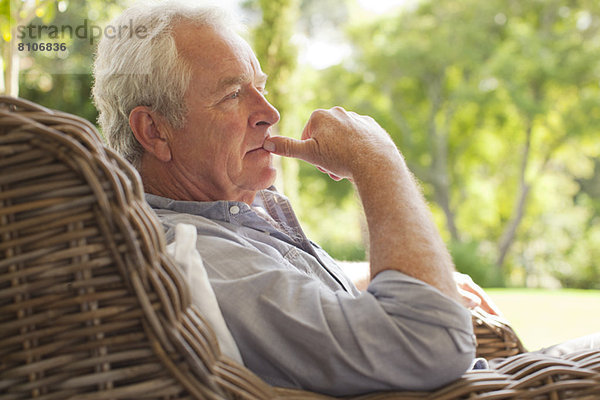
[263,140,275,152]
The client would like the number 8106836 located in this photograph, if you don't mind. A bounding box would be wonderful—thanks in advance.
[18,42,67,52]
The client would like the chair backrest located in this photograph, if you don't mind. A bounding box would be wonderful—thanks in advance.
[1,96,598,400]
[0,96,273,399]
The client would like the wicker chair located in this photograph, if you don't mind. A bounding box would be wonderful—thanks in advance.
[1,96,598,399]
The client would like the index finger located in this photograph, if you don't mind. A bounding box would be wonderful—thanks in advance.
[301,109,326,141]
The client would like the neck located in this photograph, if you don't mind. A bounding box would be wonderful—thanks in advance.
[139,156,257,204]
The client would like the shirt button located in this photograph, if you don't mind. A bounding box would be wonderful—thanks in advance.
[229,205,240,215]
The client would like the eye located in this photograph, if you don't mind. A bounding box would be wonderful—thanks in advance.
[227,89,241,100]
[221,89,241,103]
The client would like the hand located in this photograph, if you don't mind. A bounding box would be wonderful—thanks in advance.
[263,107,398,181]
[454,272,503,317]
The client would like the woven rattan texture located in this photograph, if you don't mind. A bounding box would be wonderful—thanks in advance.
[1,96,599,399]
[472,308,527,359]
[0,97,273,399]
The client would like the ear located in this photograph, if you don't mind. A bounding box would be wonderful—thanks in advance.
[129,106,172,162]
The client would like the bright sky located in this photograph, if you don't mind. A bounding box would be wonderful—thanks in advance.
[357,0,412,14]
[300,0,414,69]
[219,0,411,14]
[223,0,415,69]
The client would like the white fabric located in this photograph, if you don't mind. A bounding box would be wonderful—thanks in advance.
[166,223,243,364]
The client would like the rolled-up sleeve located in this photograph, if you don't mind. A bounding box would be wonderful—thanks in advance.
[197,231,475,396]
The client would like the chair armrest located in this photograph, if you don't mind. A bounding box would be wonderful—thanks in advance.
[471,307,527,359]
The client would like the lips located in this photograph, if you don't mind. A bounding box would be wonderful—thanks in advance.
[247,147,266,154]
[247,137,270,154]
[245,144,271,158]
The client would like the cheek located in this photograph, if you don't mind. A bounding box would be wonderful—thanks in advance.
[176,109,249,165]
[183,116,240,153]
[219,119,250,155]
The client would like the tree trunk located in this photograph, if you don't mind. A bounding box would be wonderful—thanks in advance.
[427,75,460,242]
[2,1,47,96]
[496,120,533,268]
[3,25,20,96]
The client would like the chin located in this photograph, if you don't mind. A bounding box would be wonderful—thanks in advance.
[250,165,277,191]
[240,159,277,191]
[237,169,277,204]
[260,167,278,189]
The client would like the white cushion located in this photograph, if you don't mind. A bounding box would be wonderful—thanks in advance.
[167,223,243,364]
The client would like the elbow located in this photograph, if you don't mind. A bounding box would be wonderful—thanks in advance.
[411,327,476,391]
[431,342,475,389]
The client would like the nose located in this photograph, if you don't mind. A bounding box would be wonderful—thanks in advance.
[249,89,280,128]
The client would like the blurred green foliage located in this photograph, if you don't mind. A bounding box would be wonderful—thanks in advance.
[244,0,302,206]
[449,240,504,287]
[5,0,127,124]
[294,0,600,289]
[5,0,600,288]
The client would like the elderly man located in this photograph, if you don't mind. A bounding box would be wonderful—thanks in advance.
[93,1,476,395]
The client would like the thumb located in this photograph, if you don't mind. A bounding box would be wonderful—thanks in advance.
[263,136,317,162]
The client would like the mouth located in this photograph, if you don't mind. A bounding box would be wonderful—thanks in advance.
[245,145,271,159]
[247,147,267,154]
[247,137,271,154]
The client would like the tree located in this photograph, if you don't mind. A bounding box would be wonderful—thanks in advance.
[306,0,600,284]
[3,0,126,122]
[1,0,55,96]
[487,0,600,267]
[244,0,301,201]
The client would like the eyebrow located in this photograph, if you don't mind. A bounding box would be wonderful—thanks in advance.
[214,72,268,94]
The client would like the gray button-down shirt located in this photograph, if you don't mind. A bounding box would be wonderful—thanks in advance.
[146,189,475,396]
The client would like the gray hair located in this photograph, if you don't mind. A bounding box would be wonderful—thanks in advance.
[92,0,242,168]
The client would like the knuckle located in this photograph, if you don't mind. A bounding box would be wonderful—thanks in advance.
[283,139,295,158]
[282,140,291,157]
[312,109,327,119]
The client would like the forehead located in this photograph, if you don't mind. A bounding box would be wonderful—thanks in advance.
[173,23,261,90]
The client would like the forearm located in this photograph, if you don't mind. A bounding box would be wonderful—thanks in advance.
[353,151,460,301]
[208,247,474,395]
[263,107,460,300]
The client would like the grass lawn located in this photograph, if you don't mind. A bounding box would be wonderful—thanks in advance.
[485,288,600,351]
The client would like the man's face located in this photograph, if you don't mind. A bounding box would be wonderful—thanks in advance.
[168,24,280,203]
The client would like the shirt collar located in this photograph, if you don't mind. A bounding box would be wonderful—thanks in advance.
[144,187,286,224]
